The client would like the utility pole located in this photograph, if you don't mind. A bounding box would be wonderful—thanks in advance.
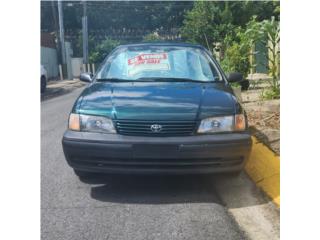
[51,1,59,42]
[82,0,89,71]
[58,0,66,64]
[51,1,60,62]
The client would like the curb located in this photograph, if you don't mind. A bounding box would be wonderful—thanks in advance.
[245,136,280,207]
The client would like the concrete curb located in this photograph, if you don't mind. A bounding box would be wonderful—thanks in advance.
[245,136,280,207]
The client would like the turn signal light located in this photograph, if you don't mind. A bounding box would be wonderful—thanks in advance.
[68,113,80,131]
[235,114,246,131]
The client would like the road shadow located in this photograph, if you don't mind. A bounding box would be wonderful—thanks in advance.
[41,88,72,102]
[41,81,85,102]
[87,174,221,204]
[211,172,275,209]
[84,173,271,208]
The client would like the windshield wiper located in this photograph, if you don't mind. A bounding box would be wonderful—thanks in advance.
[136,77,216,83]
[96,77,218,83]
[95,78,132,82]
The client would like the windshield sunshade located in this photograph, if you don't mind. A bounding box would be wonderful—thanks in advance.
[95,46,222,82]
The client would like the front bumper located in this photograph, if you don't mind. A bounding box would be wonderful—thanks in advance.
[62,130,252,175]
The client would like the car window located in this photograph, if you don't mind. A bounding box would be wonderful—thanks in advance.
[96,46,222,82]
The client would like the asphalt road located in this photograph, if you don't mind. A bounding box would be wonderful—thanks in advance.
[41,87,279,240]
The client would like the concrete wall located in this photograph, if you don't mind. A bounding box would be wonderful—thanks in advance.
[41,46,59,79]
[71,57,83,78]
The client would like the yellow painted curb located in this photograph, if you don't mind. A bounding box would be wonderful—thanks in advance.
[245,136,280,207]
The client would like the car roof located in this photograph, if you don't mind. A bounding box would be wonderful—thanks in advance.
[117,42,207,50]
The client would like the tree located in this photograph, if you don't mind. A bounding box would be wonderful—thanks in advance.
[262,17,280,89]
[89,38,120,64]
[180,1,280,54]
[41,1,194,32]
[73,31,97,58]
[180,1,229,50]
[221,27,251,77]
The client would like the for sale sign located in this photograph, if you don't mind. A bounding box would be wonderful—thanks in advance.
[127,53,170,76]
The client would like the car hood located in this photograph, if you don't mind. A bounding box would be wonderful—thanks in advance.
[77,82,236,120]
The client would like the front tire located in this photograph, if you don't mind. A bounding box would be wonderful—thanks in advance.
[240,80,250,91]
[73,169,93,178]
[226,170,242,177]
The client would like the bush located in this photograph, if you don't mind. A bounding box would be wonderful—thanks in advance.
[142,32,163,42]
[73,32,98,58]
[89,38,120,64]
[261,87,280,100]
[221,41,250,77]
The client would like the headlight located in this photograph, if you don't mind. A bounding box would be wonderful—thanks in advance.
[68,113,116,133]
[197,114,246,133]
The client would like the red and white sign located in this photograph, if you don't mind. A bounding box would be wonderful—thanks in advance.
[127,53,170,75]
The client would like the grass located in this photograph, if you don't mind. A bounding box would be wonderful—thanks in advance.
[260,87,280,100]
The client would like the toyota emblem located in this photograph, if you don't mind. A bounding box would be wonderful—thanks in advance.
[150,124,162,133]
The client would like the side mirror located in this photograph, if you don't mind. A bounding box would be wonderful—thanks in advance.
[227,72,243,83]
[80,72,93,83]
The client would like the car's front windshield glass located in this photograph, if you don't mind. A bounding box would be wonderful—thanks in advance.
[95,46,222,82]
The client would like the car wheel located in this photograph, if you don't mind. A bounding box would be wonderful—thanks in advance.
[73,169,93,178]
[41,76,47,93]
[227,170,242,177]
[240,80,250,91]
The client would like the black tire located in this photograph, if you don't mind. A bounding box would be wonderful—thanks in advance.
[226,170,242,177]
[73,169,93,178]
[240,80,250,91]
[41,76,47,93]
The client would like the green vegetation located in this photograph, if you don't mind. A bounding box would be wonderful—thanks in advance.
[243,16,280,98]
[221,27,251,77]
[230,82,241,88]
[73,34,120,64]
[41,1,193,32]
[181,1,280,97]
[180,1,279,70]
[41,1,280,97]
[261,87,280,100]
[142,32,163,42]
[73,32,97,58]
[263,17,280,93]
[89,38,120,64]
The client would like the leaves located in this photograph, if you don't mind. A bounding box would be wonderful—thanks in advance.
[142,32,163,42]
[89,38,120,64]
[41,1,194,32]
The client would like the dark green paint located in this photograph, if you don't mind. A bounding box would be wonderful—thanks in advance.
[73,81,239,121]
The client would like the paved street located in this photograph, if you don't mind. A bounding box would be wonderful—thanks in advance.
[41,87,279,240]
[41,79,86,101]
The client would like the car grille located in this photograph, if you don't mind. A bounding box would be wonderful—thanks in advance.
[114,120,197,136]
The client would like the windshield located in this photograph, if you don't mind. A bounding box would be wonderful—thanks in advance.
[95,46,223,82]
